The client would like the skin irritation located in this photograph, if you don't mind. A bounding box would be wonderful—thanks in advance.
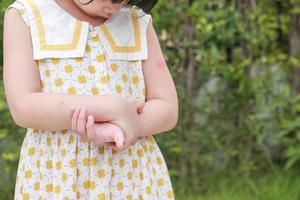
[157,57,167,70]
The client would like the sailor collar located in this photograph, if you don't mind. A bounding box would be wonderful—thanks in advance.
[10,0,151,60]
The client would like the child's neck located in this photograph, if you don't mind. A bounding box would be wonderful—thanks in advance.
[55,0,107,26]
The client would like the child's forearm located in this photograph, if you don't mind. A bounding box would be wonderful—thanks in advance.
[12,92,125,131]
[137,99,178,137]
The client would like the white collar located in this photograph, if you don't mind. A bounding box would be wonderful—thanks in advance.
[18,0,151,60]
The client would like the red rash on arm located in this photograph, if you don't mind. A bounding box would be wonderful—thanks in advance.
[156,57,167,70]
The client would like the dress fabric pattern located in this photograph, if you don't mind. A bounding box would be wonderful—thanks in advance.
[6,0,175,199]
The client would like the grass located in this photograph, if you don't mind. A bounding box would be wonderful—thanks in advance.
[176,170,300,200]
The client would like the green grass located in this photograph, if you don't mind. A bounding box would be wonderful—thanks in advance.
[177,170,300,200]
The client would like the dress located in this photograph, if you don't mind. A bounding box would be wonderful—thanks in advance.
[6,0,175,199]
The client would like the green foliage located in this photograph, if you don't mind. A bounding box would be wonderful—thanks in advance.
[176,170,300,200]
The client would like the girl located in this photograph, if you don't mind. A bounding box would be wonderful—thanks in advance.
[3,0,178,199]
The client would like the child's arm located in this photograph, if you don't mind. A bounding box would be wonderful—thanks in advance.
[136,21,179,137]
[2,8,128,131]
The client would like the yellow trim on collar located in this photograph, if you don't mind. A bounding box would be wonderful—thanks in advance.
[26,0,82,51]
[100,8,141,53]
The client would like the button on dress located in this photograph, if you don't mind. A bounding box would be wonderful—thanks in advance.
[6,0,175,199]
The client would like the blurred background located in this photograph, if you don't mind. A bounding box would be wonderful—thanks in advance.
[1,0,300,199]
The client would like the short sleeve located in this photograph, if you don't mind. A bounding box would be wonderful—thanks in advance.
[136,8,152,28]
[5,1,29,27]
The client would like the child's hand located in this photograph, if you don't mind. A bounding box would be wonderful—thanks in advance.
[110,98,145,150]
[70,107,89,142]
[86,116,125,150]
[70,106,125,150]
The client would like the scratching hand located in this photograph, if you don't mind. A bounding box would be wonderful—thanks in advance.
[70,106,125,150]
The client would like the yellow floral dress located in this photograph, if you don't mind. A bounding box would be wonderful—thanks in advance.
[6,0,175,199]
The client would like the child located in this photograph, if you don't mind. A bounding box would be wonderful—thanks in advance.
[3,0,178,199]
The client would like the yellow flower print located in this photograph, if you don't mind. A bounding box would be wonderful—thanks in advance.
[128,148,132,156]
[98,193,105,200]
[92,35,100,42]
[45,69,51,78]
[71,183,77,192]
[61,149,66,157]
[55,185,61,194]
[61,172,68,182]
[167,190,174,199]
[117,181,124,191]
[24,170,32,179]
[90,157,97,166]
[115,85,122,93]
[98,146,105,155]
[75,57,83,62]
[68,135,74,144]
[137,148,144,157]
[40,80,45,89]
[45,183,53,193]
[96,54,106,63]
[98,169,105,179]
[28,147,35,156]
[108,157,112,166]
[126,195,133,200]
[122,74,128,82]
[69,159,76,168]
[36,159,40,168]
[112,169,115,177]
[85,45,91,53]
[51,58,60,65]
[156,157,162,165]
[76,168,80,177]
[91,87,100,95]
[132,75,140,84]
[88,65,96,74]
[139,172,144,180]
[55,78,63,87]
[132,159,138,168]
[83,157,89,166]
[142,144,148,152]
[64,64,73,73]
[46,160,53,169]
[78,75,87,84]
[56,161,62,170]
[23,193,30,200]
[100,75,110,84]
[68,87,77,94]
[146,185,151,194]
[111,63,118,72]
[46,137,51,146]
[127,171,133,180]
[119,159,125,168]
[58,138,61,147]
[157,178,164,187]
[34,182,40,191]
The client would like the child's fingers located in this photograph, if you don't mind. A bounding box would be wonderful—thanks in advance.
[77,107,87,135]
[114,132,125,150]
[71,107,80,132]
[86,115,95,141]
[70,107,75,118]
[133,99,145,113]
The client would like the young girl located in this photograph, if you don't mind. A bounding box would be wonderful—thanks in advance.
[3,0,178,199]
